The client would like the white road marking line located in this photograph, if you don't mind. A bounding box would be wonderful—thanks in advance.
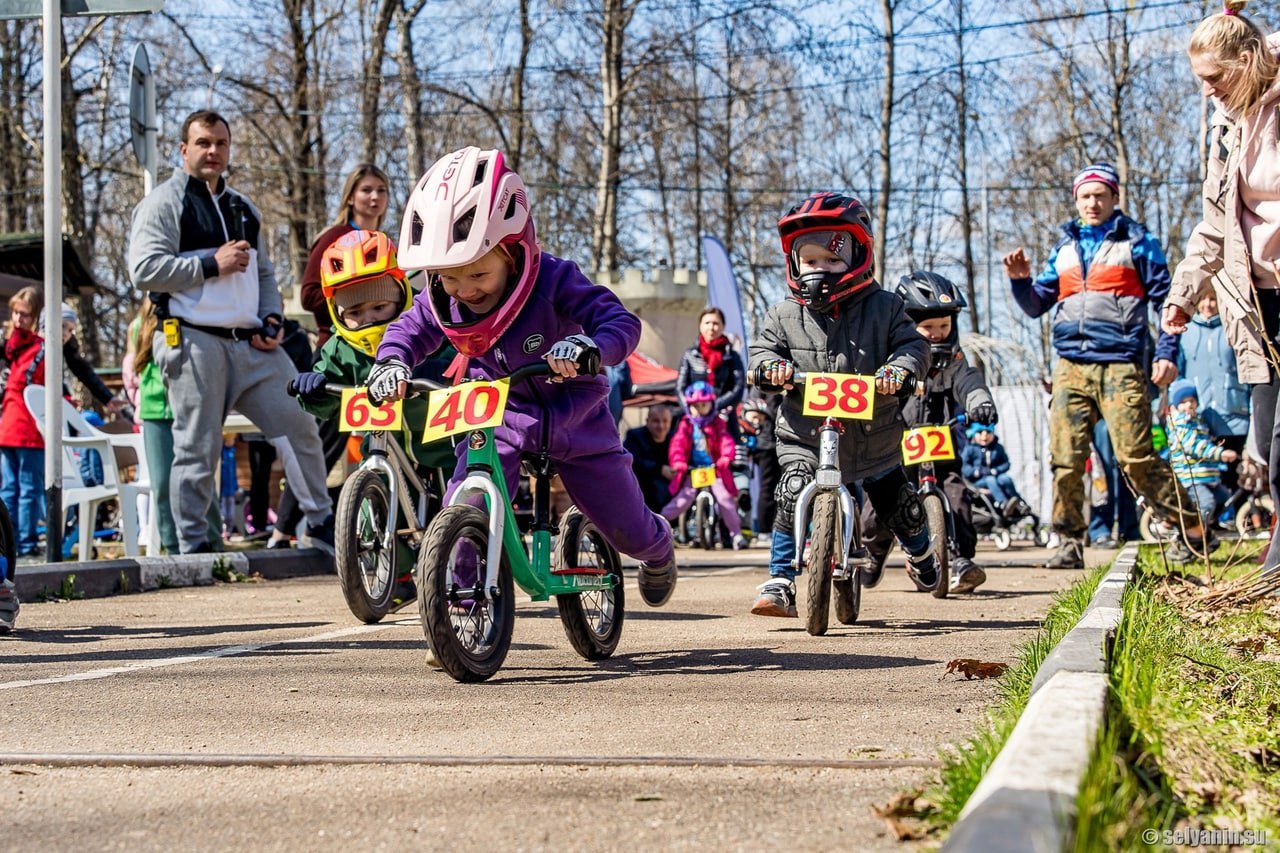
[0,619,417,691]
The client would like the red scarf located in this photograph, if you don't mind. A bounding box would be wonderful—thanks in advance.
[699,335,729,375]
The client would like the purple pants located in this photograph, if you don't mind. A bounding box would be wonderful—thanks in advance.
[445,397,673,565]
[660,476,741,537]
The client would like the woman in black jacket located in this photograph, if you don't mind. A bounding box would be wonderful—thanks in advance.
[675,306,745,436]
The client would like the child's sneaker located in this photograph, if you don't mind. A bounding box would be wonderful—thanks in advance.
[732,533,748,551]
[751,578,797,618]
[949,557,986,594]
[637,555,678,607]
[0,579,18,634]
[906,552,939,592]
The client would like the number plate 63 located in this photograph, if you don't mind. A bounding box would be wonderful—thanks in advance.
[901,426,955,464]
[339,388,403,432]
[422,380,510,443]
[801,372,875,420]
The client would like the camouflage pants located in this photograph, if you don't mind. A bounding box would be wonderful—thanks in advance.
[1050,359,1199,539]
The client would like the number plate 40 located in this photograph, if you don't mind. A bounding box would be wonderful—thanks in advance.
[422,380,510,443]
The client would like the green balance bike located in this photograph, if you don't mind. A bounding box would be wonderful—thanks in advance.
[415,359,625,682]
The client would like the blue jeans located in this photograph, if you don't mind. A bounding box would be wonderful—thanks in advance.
[1186,481,1228,527]
[769,467,929,580]
[1089,420,1140,543]
[973,474,1018,505]
[0,446,45,554]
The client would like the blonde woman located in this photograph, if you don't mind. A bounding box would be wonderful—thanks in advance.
[1163,0,1280,574]
[301,163,391,347]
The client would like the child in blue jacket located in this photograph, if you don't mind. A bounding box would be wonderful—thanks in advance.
[961,423,1027,517]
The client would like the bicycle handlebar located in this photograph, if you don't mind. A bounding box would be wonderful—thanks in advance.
[286,351,601,399]
[750,367,917,401]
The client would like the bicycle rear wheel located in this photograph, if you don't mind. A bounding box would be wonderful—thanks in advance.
[419,504,515,683]
[806,492,840,636]
[922,493,950,599]
[555,507,625,660]
[335,468,397,624]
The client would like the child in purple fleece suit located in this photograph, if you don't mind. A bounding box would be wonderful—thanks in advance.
[366,146,677,606]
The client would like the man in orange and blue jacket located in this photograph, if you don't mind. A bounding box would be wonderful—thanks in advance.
[1003,162,1209,569]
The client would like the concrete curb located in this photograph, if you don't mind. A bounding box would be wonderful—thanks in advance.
[942,545,1136,852]
[13,548,334,602]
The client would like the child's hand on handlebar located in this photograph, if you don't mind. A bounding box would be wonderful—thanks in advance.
[544,334,599,380]
[366,357,411,404]
[754,359,795,390]
[289,370,328,404]
[874,363,912,396]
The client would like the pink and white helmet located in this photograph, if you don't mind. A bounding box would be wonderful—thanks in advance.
[398,146,540,357]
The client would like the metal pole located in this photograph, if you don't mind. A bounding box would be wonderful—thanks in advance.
[144,65,156,195]
[982,150,993,337]
[42,0,63,562]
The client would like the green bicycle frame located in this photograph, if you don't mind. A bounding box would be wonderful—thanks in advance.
[449,425,618,602]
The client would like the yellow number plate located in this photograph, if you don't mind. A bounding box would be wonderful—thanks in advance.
[690,466,716,489]
[339,388,403,432]
[901,425,955,464]
[422,380,510,443]
[801,372,875,420]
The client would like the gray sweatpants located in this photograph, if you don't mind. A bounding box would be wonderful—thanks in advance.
[154,327,332,552]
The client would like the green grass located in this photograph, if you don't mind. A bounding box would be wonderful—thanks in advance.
[926,562,1107,828]
[1074,543,1280,850]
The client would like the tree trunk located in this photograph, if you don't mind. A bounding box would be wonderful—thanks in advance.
[510,0,531,171]
[359,0,397,164]
[0,22,31,233]
[951,0,980,334]
[592,0,625,273]
[394,1,428,181]
[875,0,895,282]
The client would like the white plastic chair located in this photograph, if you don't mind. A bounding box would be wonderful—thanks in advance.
[23,386,152,558]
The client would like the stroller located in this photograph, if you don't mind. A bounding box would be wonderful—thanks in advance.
[968,480,1049,550]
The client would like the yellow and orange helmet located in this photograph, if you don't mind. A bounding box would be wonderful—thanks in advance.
[320,229,412,356]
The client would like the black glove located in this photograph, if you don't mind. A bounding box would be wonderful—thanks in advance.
[971,402,998,426]
[289,371,327,404]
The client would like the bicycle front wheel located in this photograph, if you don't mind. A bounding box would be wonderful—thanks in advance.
[418,504,515,683]
[806,492,840,636]
[695,495,716,550]
[922,493,951,599]
[555,507,626,660]
[335,467,396,623]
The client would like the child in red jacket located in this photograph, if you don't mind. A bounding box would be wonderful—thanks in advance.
[660,382,746,549]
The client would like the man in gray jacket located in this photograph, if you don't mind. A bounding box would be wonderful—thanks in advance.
[128,110,334,554]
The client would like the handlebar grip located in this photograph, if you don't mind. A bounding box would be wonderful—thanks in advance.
[579,348,602,377]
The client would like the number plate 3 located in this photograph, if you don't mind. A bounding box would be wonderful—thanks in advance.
[339,389,403,432]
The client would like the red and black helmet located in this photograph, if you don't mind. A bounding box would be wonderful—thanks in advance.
[778,193,875,312]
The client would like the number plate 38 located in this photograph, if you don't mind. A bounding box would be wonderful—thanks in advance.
[801,372,875,420]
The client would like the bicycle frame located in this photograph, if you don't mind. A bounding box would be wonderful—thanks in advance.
[359,430,438,552]
[445,370,617,602]
[790,415,858,573]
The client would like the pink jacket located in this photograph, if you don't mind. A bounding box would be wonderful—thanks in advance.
[667,416,738,497]
[1169,34,1280,385]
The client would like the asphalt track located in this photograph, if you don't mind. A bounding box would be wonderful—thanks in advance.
[1,540,1097,851]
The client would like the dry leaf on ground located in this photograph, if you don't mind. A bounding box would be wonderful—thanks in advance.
[945,658,1009,680]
